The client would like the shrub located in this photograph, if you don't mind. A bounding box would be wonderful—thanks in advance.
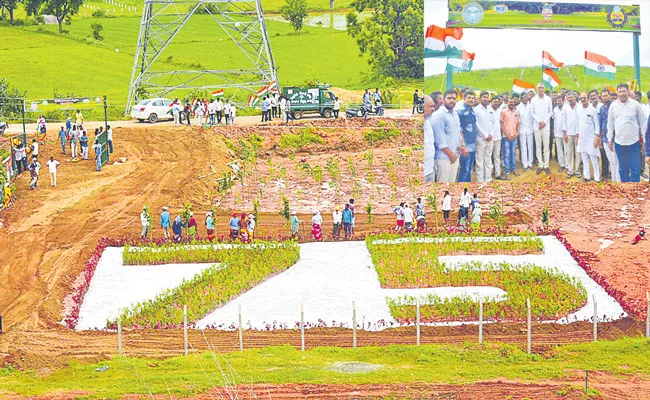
[279,130,323,149]
[90,23,104,41]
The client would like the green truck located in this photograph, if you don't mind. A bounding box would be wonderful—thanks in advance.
[282,85,337,119]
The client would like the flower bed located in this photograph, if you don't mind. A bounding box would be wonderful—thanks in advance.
[109,241,300,329]
[366,235,587,322]
[122,242,284,265]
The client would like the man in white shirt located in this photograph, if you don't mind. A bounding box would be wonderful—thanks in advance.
[607,83,646,182]
[490,96,505,180]
[423,95,436,182]
[551,96,566,173]
[45,156,60,187]
[531,83,553,175]
[562,92,581,178]
[458,188,471,223]
[474,91,495,182]
[224,100,231,125]
[332,206,342,237]
[516,94,534,171]
[577,92,601,181]
[171,99,182,127]
[215,98,224,124]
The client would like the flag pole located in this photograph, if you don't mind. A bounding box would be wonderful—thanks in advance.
[445,63,453,92]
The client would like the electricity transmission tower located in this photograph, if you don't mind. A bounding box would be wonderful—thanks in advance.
[126,0,278,114]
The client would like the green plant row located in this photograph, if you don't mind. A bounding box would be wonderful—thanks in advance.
[115,241,300,327]
[122,241,283,265]
[369,236,544,256]
[366,240,586,321]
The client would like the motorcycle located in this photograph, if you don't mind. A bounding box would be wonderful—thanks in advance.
[345,102,385,118]
[0,122,7,135]
[415,97,424,114]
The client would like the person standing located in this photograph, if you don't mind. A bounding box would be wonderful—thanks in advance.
[246,214,255,239]
[75,110,84,126]
[348,198,355,234]
[474,91,495,182]
[403,203,414,232]
[333,97,342,119]
[229,103,237,126]
[46,156,60,187]
[562,92,581,179]
[442,190,451,226]
[140,207,150,239]
[552,96,566,173]
[28,156,40,190]
[412,89,420,114]
[599,89,619,182]
[224,100,231,126]
[285,99,294,125]
[311,210,323,241]
[489,96,504,180]
[80,131,89,160]
[342,204,353,239]
[93,140,102,171]
[607,83,646,182]
[205,212,215,240]
[229,213,240,239]
[501,97,520,179]
[70,125,80,159]
[423,95,436,182]
[207,99,216,126]
[183,99,192,125]
[270,94,277,119]
[517,93,534,171]
[393,202,404,232]
[280,95,287,120]
[415,197,425,220]
[261,96,269,122]
[31,138,39,161]
[290,211,301,239]
[195,101,205,126]
[457,92,477,182]
[471,203,482,228]
[215,97,224,124]
[458,187,471,223]
[433,90,467,182]
[13,143,27,174]
[531,83,553,175]
[332,206,342,238]
[187,212,198,239]
[172,99,181,127]
[58,126,67,154]
[160,206,171,239]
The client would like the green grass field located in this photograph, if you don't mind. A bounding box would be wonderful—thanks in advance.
[1,339,649,397]
[425,65,650,95]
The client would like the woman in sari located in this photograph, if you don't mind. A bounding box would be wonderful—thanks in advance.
[187,212,198,239]
[239,212,249,242]
[205,212,215,240]
[311,210,323,241]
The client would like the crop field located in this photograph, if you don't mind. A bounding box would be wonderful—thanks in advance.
[425,65,650,94]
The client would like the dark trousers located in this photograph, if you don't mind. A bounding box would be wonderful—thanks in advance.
[334,110,339,118]
[216,110,223,124]
[184,112,191,125]
[108,140,113,154]
[600,146,610,178]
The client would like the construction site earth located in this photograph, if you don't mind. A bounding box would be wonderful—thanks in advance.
[0,114,649,399]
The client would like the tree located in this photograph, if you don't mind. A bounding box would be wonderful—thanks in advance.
[0,0,22,23]
[41,0,83,33]
[24,0,43,17]
[0,78,26,119]
[90,22,103,41]
[346,0,423,79]
[280,0,308,32]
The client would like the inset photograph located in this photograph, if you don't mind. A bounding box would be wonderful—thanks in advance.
[424,0,650,183]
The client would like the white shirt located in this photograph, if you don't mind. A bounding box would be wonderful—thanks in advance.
[424,115,435,178]
[270,96,277,107]
[107,128,113,141]
[32,142,39,155]
[442,194,451,211]
[472,206,482,223]
[552,105,564,138]
[490,106,501,141]
[225,103,231,114]
[453,100,465,111]
[530,94,553,128]
[46,159,60,173]
[311,214,322,225]
[577,104,599,156]
[334,99,342,111]
[215,100,223,112]
[230,105,236,117]
[207,102,216,113]
[474,104,494,140]
[141,212,149,227]
[332,211,342,224]
[607,98,645,146]
[403,207,414,223]
[562,103,579,136]
[516,103,534,135]
[459,192,471,208]
[280,98,287,111]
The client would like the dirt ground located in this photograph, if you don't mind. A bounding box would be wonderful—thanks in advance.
[0,118,649,398]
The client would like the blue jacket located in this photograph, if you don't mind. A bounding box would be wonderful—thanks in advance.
[342,208,353,224]
[160,211,171,228]
[457,103,477,152]
[598,103,610,143]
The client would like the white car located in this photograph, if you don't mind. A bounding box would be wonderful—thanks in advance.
[131,98,174,123]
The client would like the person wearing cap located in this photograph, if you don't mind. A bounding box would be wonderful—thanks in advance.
[140,207,150,239]
[311,210,323,241]
[160,206,171,239]
[205,212,215,240]
[290,211,301,239]
[332,206,342,238]
[342,204,353,240]
[229,213,240,240]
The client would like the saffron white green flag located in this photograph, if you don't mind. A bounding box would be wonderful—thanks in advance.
[542,51,564,71]
[425,24,464,58]
[512,79,535,94]
[447,50,474,72]
[584,51,616,80]
[542,68,562,90]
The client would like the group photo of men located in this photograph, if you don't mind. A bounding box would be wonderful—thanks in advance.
[423,83,650,183]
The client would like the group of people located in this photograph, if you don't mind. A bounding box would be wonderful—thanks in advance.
[170,98,237,127]
[392,198,427,232]
[291,199,357,241]
[424,83,650,183]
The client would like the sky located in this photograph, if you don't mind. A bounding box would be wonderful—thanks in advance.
[425,0,650,76]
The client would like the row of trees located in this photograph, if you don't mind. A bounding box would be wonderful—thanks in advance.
[0,0,82,33]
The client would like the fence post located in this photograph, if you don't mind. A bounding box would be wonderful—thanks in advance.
[645,292,650,337]
[526,298,531,355]
[416,298,420,346]
[300,303,305,352]
[592,295,598,342]
[21,99,25,135]
[479,299,483,344]
[238,304,243,352]
[183,304,188,356]
[352,300,357,349]
[117,316,123,356]
[646,292,649,338]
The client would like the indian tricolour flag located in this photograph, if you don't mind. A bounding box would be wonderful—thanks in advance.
[267,80,279,93]
[512,79,535,94]
[257,85,269,97]
[447,50,474,72]
[211,89,224,97]
[425,24,463,58]
[584,51,616,80]
[247,95,259,107]
[542,68,562,90]
[542,51,563,71]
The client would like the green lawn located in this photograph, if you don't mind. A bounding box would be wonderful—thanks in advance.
[425,65,650,94]
[1,339,649,398]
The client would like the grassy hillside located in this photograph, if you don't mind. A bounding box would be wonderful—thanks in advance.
[425,65,650,94]
[0,16,393,106]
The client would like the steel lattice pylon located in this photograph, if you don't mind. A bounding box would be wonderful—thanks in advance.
[125,0,278,114]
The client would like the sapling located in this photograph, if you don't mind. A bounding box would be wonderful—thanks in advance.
[365,203,373,226]
[279,195,291,224]
[426,193,438,231]
[542,205,549,229]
